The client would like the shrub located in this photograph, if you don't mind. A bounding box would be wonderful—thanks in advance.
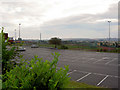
[2,52,71,89]
[60,45,68,49]
[1,27,19,74]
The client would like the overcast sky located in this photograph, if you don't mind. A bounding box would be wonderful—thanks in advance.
[0,0,119,40]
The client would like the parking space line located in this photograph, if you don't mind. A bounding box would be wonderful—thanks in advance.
[106,64,119,67]
[96,52,100,53]
[76,73,91,81]
[105,59,117,65]
[102,57,109,60]
[94,73,106,76]
[97,75,109,86]
[77,71,88,74]
[113,58,117,60]
[109,75,119,78]
[73,70,120,78]
[67,70,77,75]
[93,59,103,64]
[83,58,95,63]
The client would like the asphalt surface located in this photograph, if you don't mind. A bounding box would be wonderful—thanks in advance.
[20,46,119,88]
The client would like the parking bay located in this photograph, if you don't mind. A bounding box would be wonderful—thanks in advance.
[21,46,119,88]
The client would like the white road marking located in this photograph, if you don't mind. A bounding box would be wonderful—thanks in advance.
[67,70,77,75]
[82,57,85,59]
[76,73,91,81]
[72,70,120,78]
[94,73,106,76]
[77,70,89,74]
[62,59,67,61]
[93,59,103,64]
[90,58,95,60]
[105,59,117,65]
[109,75,119,78]
[83,58,95,63]
[97,75,109,86]
[106,64,119,67]
[118,64,120,66]
[102,57,109,60]
[113,58,117,60]
[94,73,119,78]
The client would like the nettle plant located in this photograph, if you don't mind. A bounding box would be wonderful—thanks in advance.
[3,52,71,89]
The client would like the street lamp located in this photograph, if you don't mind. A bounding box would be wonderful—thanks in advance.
[40,33,41,42]
[108,21,111,49]
[15,29,16,41]
[19,23,21,39]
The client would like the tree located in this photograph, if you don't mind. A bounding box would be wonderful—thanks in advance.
[49,37,61,48]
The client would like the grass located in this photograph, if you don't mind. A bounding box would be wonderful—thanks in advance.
[65,44,98,50]
[39,44,55,48]
[38,44,119,53]
[66,81,111,90]
[38,44,97,49]
[0,79,2,89]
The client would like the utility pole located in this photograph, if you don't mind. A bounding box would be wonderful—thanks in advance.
[108,21,111,51]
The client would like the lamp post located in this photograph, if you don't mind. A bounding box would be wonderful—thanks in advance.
[108,21,111,50]
[19,23,21,39]
[15,29,16,42]
[40,33,41,42]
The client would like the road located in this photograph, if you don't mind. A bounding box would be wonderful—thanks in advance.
[20,46,119,88]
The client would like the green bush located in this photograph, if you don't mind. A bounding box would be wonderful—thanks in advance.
[60,45,68,49]
[3,52,71,89]
[1,27,19,74]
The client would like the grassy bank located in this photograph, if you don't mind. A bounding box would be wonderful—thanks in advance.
[39,44,55,48]
[38,44,120,53]
[66,81,111,89]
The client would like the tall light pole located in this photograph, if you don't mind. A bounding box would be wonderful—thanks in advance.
[40,33,41,43]
[40,33,41,41]
[19,23,21,39]
[15,29,16,41]
[108,21,111,49]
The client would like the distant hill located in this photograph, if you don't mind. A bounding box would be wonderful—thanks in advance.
[22,38,118,42]
[62,38,118,42]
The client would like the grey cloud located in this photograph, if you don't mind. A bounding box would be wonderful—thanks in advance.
[1,1,44,22]
[0,1,118,39]
[41,3,118,27]
[39,3,118,38]
[99,3,118,19]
